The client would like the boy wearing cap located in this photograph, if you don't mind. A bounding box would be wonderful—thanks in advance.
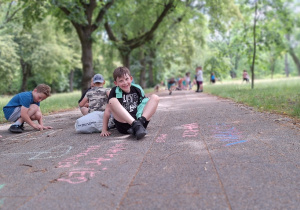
[79,74,110,114]
[100,67,159,140]
[3,84,52,133]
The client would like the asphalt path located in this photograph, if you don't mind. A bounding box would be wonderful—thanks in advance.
[0,90,299,210]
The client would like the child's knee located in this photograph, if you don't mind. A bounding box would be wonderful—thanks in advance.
[109,98,119,105]
[32,111,42,120]
[150,94,160,103]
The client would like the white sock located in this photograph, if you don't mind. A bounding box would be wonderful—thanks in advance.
[13,121,21,126]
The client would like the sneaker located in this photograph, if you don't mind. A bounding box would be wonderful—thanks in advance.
[131,120,147,140]
[20,123,25,130]
[127,117,147,134]
[9,125,23,133]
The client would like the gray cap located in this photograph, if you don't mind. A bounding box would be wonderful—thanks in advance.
[93,74,104,83]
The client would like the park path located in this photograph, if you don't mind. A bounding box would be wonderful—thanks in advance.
[0,90,299,210]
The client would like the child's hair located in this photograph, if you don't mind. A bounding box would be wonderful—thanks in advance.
[113,67,131,81]
[35,84,51,97]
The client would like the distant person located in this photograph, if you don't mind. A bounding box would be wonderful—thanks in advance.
[210,72,216,84]
[78,74,110,114]
[243,70,249,83]
[3,84,52,133]
[100,66,159,140]
[185,72,192,90]
[167,77,176,95]
[78,78,94,115]
[195,66,204,92]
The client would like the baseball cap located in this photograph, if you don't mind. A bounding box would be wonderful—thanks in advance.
[93,74,104,83]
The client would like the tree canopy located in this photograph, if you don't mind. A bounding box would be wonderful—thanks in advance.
[0,0,299,94]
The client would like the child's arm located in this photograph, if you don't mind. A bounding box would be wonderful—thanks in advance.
[37,109,52,130]
[79,97,88,108]
[100,104,112,137]
[21,106,43,130]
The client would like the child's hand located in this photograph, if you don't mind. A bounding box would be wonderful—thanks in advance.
[33,124,43,130]
[100,130,111,137]
[43,125,53,129]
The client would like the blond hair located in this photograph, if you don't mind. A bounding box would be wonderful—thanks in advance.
[35,84,51,97]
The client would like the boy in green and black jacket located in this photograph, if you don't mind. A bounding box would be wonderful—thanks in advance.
[101,67,159,140]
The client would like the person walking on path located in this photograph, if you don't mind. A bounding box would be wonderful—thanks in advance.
[100,67,159,140]
[210,72,216,84]
[167,77,176,95]
[243,70,250,83]
[195,66,204,92]
[3,84,52,133]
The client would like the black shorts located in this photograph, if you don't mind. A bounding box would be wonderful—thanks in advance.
[114,119,149,134]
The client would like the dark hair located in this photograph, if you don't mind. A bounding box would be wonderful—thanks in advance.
[113,67,131,81]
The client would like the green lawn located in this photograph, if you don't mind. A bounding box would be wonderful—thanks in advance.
[204,77,300,119]
[1,78,299,124]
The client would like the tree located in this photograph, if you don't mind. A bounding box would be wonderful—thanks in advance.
[104,0,176,70]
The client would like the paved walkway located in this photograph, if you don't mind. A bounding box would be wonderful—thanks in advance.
[0,90,299,210]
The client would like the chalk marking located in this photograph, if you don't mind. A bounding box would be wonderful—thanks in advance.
[0,145,72,160]
[4,129,62,141]
[226,140,247,146]
[0,184,5,208]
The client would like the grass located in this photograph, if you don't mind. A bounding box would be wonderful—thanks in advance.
[204,77,300,119]
[1,78,299,124]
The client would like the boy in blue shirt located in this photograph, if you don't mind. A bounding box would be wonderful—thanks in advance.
[100,67,159,140]
[3,84,52,133]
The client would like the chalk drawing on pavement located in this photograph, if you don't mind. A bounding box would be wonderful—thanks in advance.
[0,184,5,208]
[211,123,247,146]
[57,143,127,184]
[156,134,167,143]
[0,144,72,160]
[4,129,62,141]
[182,123,199,138]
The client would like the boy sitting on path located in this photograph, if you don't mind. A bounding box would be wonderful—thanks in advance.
[79,74,110,114]
[3,84,52,133]
[100,67,159,140]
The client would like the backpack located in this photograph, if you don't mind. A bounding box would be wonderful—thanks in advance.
[75,111,104,133]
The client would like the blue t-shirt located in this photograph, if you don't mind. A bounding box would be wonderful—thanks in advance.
[3,91,40,120]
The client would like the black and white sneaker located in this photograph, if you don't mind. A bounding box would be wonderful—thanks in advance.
[131,120,147,140]
[20,123,25,130]
[9,125,23,133]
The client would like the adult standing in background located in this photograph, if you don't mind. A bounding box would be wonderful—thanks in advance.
[195,66,203,92]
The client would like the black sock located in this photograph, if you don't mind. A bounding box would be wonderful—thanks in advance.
[138,116,147,124]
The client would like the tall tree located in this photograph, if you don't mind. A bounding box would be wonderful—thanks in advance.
[104,0,175,70]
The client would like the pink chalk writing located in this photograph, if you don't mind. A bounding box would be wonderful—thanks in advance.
[182,123,199,138]
[156,134,167,143]
[57,145,101,168]
[57,143,127,184]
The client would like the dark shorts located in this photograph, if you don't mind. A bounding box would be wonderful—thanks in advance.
[114,119,149,134]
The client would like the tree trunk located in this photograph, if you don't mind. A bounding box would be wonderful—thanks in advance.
[284,53,289,77]
[81,39,94,94]
[289,48,300,76]
[121,50,131,68]
[251,2,258,89]
[69,69,74,92]
[148,49,155,87]
[20,58,31,92]
[270,60,275,79]
[139,49,146,88]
